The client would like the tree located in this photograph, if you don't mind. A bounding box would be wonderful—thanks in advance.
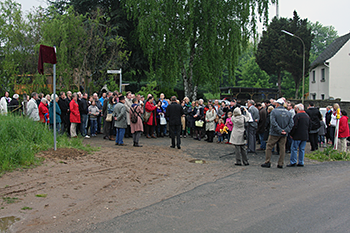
[256,17,288,96]
[41,6,129,92]
[282,11,313,98]
[124,0,273,101]
[50,0,150,84]
[308,21,338,63]
[238,57,272,88]
[256,11,313,99]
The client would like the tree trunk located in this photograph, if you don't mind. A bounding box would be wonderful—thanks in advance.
[294,79,300,99]
[277,70,282,97]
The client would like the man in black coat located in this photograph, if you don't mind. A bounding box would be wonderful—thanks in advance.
[58,91,70,136]
[305,102,322,151]
[287,104,310,167]
[79,93,89,138]
[165,96,184,149]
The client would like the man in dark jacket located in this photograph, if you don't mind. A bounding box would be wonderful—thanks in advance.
[257,103,267,150]
[325,106,332,144]
[306,102,322,151]
[58,92,70,136]
[166,96,184,149]
[79,93,89,138]
[287,104,310,167]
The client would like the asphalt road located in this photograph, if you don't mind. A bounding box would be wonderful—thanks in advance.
[78,137,350,233]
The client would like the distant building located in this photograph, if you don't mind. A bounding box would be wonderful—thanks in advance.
[309,32,350,101]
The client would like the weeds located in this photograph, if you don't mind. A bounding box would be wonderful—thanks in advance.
[21,206,32,210]
[2,197,19,204]
[0,114,96,173]
[306,146,350,162]
[35,194,47,198]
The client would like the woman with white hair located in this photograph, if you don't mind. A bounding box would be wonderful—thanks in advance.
[39,98,49,124]
[229,107,252,166]
[49,94,61,132]
[9,94,20,114]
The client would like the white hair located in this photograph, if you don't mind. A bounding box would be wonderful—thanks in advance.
[296,104,304,111]
[41,98,47,103]
[51,94,58,100]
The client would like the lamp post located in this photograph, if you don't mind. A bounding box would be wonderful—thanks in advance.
[281,30,305,104]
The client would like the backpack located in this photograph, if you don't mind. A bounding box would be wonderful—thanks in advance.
[130,106,139,124]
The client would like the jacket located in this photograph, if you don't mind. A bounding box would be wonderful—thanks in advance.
[339,116,350,138]
[290,111,310,141]
[78,98,88,115]
[306,107,321,131]
[166,102,184,126]
[248,105,259,129]
[88,105,100,119]
[130,104,144,133]
[69,100,81,123]
[125,97,133,125]
[225,117,233,131]
[229,108,251,145]
[39,102,49,123]
[113,102,127,128]
[49,101,61,124]
[145,101,157,126]
[27,98,40,121]
[269,106,294,137]
[205,109,217,131]
[257,108,267,134]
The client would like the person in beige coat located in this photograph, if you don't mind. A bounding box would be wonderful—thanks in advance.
[130,98,144,147]
[229,107,252,166]
[205,104,217,143]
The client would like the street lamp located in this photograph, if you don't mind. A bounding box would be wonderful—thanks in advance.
[281,30,305,104]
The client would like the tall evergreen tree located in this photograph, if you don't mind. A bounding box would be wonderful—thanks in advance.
[256,11,313,99]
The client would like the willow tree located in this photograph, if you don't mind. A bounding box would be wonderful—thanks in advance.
[124,0,273,100]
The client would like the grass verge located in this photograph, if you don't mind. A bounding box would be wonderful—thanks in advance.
[306,146,350,162]
[0,114,97,174]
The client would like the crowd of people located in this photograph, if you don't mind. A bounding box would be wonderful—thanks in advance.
[1,90,349,168]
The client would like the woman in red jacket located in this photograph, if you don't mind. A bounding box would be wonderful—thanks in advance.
[39,98,49,124]
[145,95,157,138]
[338,110,350,152]
[69,93,81,138]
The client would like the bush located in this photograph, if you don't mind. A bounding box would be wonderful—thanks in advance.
[0,114,93,173]
[306,146,350,162]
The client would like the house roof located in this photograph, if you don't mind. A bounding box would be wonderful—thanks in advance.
[310,32,350,70]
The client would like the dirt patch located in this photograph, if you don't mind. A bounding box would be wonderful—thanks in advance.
[0,136,235,233]
[37,148,88,160]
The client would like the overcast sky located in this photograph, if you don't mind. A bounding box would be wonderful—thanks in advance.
[16,0,350,36]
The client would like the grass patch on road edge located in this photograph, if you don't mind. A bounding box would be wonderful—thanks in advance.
[0,114,96,174]
[306,146,350,162]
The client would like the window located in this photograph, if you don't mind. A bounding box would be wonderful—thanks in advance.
[321,68,325,82]
[312,70,316,83]
[321,94,325,100]
[312,94,316,100]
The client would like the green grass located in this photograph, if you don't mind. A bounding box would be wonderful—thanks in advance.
[21,206,32,210]
[2,197,18,204]
[35,194,47,198]
[0,114,96,174]
[306,146,350,162]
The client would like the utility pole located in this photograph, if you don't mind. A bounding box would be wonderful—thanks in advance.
[276,0,279,18]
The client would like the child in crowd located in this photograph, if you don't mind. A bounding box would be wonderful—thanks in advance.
[318,116,327,148]
[225,111,233,144]
[215,119,225,143]
[88,100,99,137]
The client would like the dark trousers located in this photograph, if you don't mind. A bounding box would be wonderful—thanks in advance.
[309,133,319,151]
[329,126,336,145]
[170,125,181,147]
[247,125,257,152]
[97,116,101,133]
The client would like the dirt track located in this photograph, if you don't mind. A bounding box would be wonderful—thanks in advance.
[0,135,236,233]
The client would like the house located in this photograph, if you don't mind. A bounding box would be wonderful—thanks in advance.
[309,32,350,101]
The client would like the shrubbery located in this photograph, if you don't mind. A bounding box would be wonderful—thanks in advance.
[0,114,92,173]
[306,146,350,162]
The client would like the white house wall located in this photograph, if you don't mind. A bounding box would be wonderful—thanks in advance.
[328,40,350,101]
[309,65,329,100]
